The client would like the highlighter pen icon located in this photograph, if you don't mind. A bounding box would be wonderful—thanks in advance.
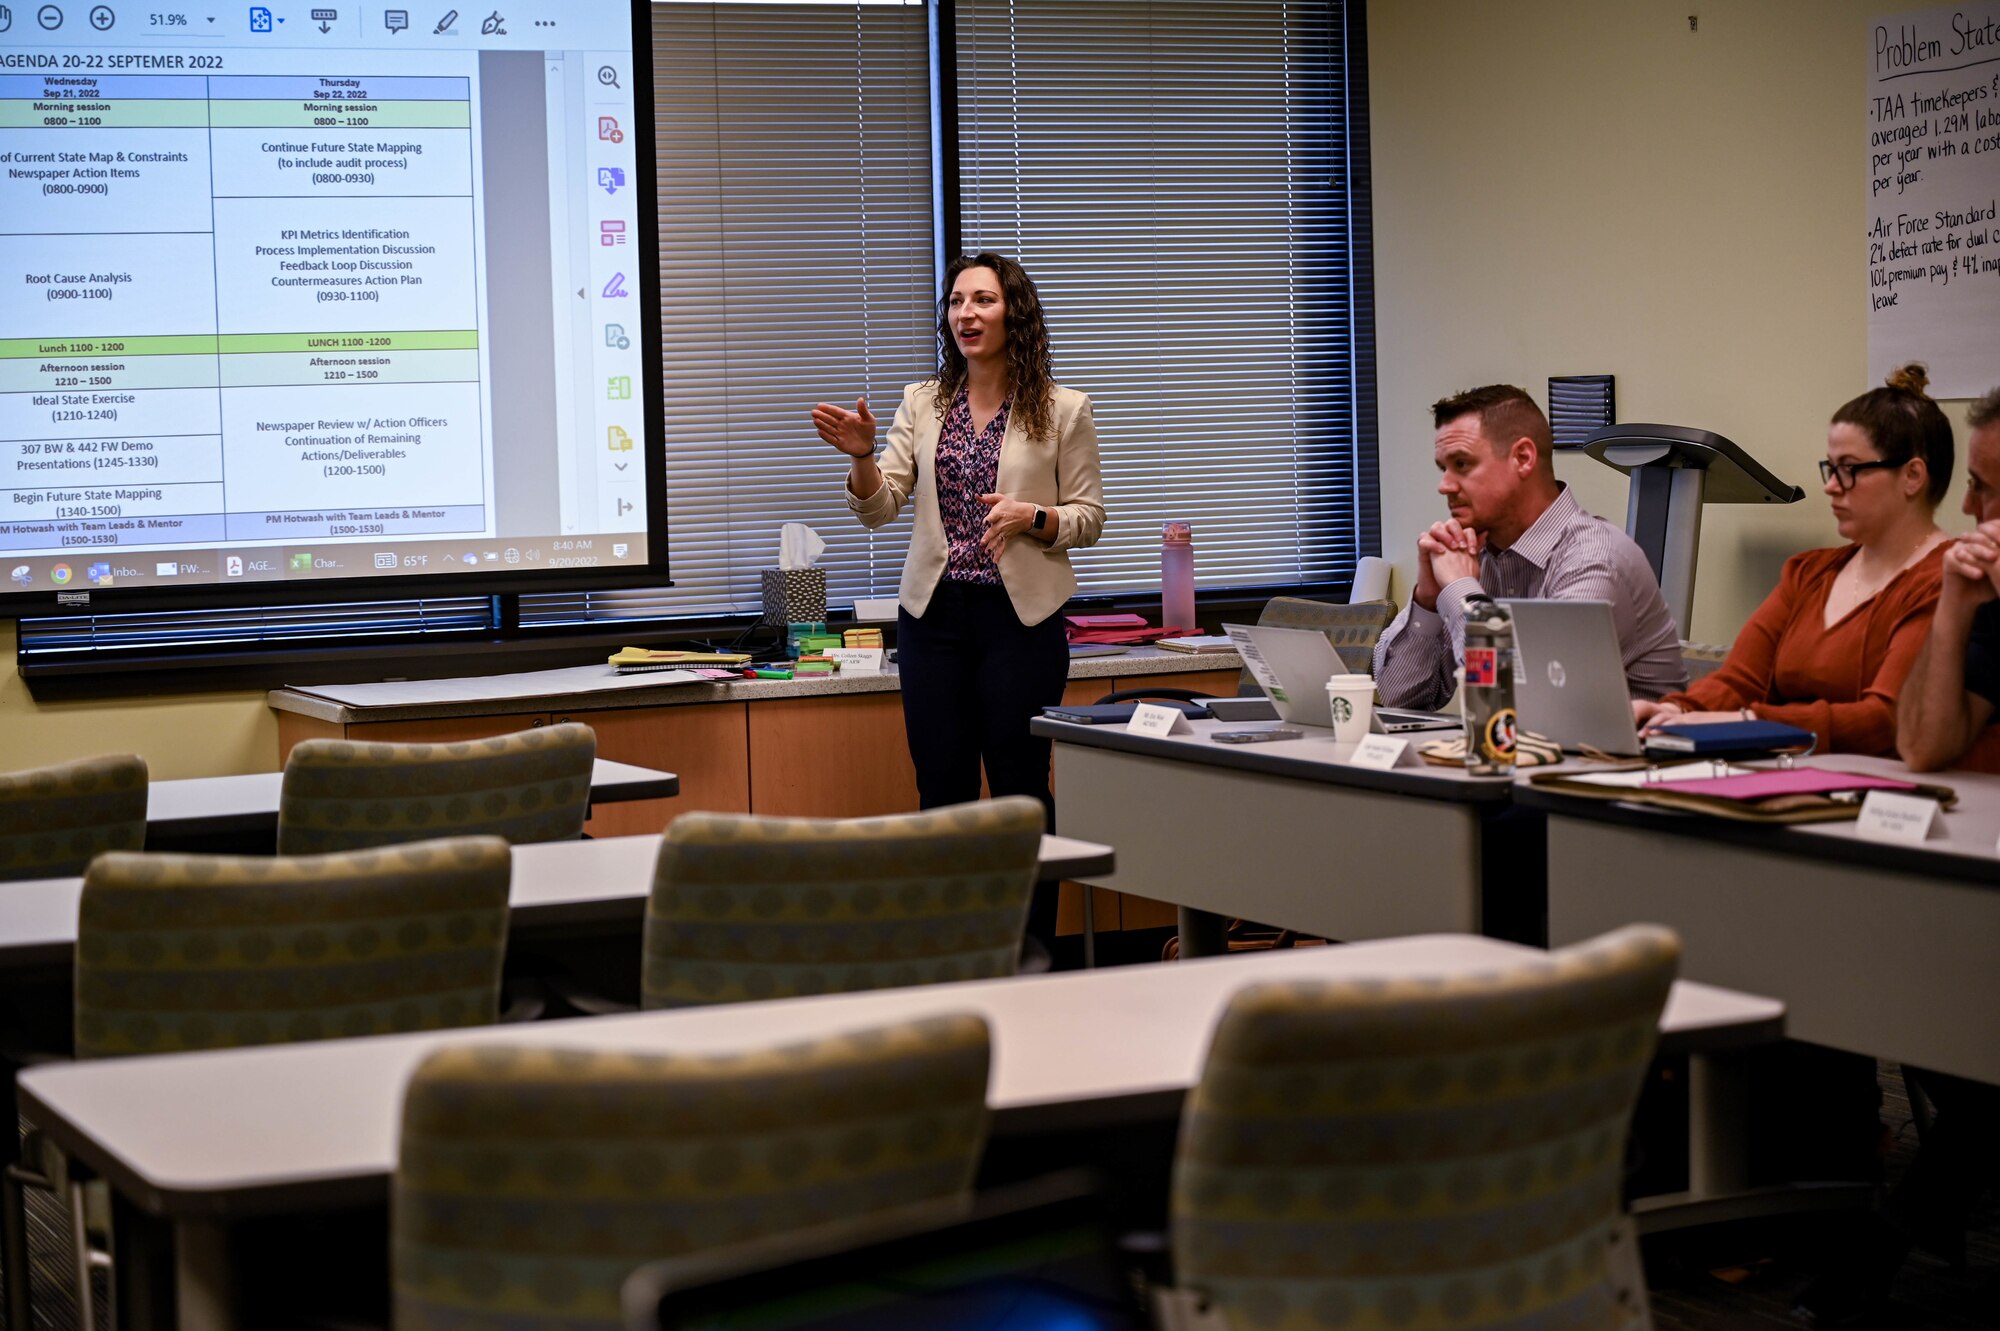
[433,9,458,34]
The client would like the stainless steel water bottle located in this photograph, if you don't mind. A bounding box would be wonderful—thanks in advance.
[1460,598,1517,776]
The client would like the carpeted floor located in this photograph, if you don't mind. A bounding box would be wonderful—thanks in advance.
[1646,1065,2000,1331]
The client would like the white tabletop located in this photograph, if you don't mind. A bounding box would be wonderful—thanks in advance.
[1524,752,2000,880]
[16,934,1778,1219]
[0,833,1116,971]
[1035,715,1511,804]
[142,758,679,840]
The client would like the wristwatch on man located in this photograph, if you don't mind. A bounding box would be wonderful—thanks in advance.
[1031,506,1048,532]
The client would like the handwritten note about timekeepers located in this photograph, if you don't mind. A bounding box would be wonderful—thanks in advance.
[1866,6,2000,397]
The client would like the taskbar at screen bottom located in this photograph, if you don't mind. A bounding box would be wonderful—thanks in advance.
[3,533,651,597]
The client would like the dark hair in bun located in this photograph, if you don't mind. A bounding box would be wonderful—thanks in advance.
[1831,363,1953,506]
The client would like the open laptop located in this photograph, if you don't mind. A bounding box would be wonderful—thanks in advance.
[631,1172,1148,1330]
[1502,598,1643,756]
[1224,624,1456,732]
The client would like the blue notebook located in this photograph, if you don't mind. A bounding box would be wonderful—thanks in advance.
[1041,700,1212,725]
[1643,718,1814,756]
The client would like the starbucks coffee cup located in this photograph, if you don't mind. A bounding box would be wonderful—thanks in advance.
[1324,673,1375,742]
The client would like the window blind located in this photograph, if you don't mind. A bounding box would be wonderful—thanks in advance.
[17,597,496,659]
[518,0,938,628]
[953,0,1374,596]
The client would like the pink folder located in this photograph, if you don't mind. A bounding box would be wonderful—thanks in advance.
[1660,769,1919,801]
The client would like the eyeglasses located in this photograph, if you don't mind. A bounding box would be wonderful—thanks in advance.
[1818,459,1899,491]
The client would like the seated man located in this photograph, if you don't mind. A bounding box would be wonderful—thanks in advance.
[1373,384,1685,711]
[1897,382,2000,771]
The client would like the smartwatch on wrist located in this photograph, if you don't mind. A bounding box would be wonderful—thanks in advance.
[1031,506,1048,532]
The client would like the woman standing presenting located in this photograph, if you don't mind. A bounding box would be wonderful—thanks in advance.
[812,252,1104,826]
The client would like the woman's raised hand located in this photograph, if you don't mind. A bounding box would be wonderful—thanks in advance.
[811,398,878,458]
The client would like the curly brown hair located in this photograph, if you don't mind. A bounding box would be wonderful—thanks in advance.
[929,252,1056,442]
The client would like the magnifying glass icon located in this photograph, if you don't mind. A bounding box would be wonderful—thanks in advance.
[597,65,620,89]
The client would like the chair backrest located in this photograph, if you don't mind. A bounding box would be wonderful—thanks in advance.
[393,1013,993,1331]
[277,723,596,854]
[0,754,148,883]
[1680,639,1730,684]
[1238,597,1398,694]
[1172,925,1678,1331]
[642,796,1045,1009]
[75,836,511,1059]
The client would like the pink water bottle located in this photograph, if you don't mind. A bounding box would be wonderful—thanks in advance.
[1161,521,1196,631]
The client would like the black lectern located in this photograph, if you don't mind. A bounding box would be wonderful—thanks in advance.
[1559,425,1805,634]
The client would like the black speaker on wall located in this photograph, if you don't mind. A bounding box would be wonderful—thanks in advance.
[1547,375,1615,448]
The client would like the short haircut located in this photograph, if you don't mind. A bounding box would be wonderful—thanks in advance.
[1831,364,1953,507]
[1432,384,1554,472]
[1969,384,2000,433]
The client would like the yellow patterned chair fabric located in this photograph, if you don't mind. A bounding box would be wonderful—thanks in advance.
[0,754,147,882]
[1237,598,1399,694]
[1680,639,1730,685]
[1172,925,1679,1331]
[642,796,1044,1009]
[75,836,512,1059]
[277,722,596,854]
[393,1012,992,1330]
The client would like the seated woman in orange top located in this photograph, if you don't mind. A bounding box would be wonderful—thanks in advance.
[1631,365,1953,755]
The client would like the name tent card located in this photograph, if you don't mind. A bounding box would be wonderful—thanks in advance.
[1128,703,1194,737]
[824,647,884,674]
[1856,790,1945,845]
[1349,734,1422,770]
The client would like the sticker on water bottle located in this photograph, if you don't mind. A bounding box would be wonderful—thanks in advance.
[1465,646,1499,688]
[1481,707,1518,760]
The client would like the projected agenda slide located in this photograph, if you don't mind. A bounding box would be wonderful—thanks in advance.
[0,3,655,601]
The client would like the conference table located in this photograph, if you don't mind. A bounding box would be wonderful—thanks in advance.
[142,760,681,851]
[1033,714,1524,953]
[1524,752,2000,1086]
[15,934,1780,1331]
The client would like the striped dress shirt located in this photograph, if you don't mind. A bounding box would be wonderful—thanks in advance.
[1372,485,1688,711]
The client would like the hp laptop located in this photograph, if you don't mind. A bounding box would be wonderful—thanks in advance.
[1502,598,1644,756]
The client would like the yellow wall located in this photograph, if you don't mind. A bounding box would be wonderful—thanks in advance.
[0,620,278,778]
[1369,0,1982,645]
[7,1,1987,772]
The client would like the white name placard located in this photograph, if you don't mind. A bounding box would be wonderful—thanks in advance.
[1855,790,1945,845]
[1128,703,1194,737]
[1348,734,1421,770]
[823,647,884,674]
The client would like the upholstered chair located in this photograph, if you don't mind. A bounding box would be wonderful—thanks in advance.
[277,722,596,854]
[74,836,513,1057]
[393,1012,993,1330]
[3,836,514,1329]
[1237,598,1399,694]
[642,796,1044,1009]
[0,754,147,882]
[1173,924,1679,1331]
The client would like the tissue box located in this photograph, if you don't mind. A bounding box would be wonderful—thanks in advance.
[761,568,827,625]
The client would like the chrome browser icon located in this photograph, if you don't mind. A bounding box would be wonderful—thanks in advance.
[50,564,72,584]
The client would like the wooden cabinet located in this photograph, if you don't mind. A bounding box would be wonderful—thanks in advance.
[276,705,745,838]
[747,693,920,818]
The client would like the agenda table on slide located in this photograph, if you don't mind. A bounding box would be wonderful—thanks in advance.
[0,71,491,556]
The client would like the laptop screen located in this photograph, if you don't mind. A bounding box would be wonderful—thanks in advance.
[643,1179,1150,1331]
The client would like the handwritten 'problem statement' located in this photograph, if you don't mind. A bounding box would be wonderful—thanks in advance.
[1868,5,2000,396]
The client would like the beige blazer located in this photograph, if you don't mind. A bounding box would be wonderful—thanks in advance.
[847,381,1105,625]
